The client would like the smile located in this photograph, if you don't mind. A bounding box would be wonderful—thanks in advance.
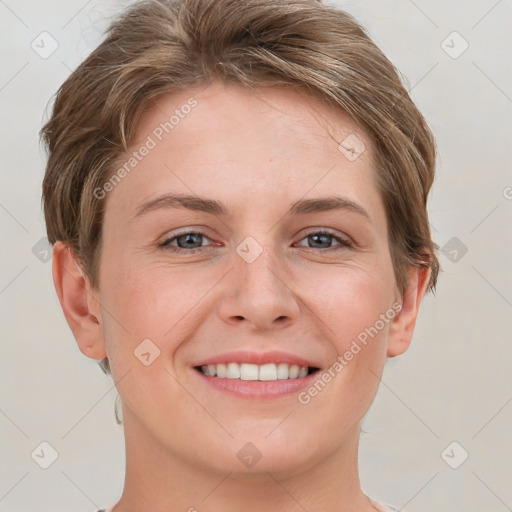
[196,362,319,380]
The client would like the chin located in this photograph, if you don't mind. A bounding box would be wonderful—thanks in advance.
[191,428,332,479]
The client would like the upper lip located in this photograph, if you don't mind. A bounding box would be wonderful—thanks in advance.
[193,350,320,368]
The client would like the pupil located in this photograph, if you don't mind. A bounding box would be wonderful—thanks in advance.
[310,233,331,248]
[178,233,202,248]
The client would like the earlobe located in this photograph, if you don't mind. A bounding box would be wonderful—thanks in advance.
[52,242,106,360]
[386,267,431,357]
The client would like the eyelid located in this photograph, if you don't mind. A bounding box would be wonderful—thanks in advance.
[295,228,353,248]
[159,224,214,240]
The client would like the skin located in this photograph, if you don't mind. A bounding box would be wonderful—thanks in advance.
[53,81,430,512]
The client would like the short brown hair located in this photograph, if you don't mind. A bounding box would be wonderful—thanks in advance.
[41,0,439,299]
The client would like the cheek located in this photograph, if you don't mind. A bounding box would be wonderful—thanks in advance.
[300,257,396,341]
[97,261,220,369]
[97,269,195,418]
[299,259,395,395]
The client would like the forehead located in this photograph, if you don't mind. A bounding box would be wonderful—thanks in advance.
[106,81,385,229]
[135,81,368,158]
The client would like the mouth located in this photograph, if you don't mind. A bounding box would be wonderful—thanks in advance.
[191,351,322,399]
[194,362,320,380]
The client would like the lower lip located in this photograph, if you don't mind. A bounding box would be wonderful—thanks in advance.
[192,368,319,399]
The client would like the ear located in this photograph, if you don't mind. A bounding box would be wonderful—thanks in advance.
[52,242,106,360]
[386,267,431,357]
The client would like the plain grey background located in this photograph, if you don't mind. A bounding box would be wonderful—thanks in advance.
[1,0,511,511]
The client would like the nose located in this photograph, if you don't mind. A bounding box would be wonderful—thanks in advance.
[217,242,300,332]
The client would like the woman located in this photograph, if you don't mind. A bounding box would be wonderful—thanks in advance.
[41,0,439,510]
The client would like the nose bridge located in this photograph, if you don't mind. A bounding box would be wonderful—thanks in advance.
[218,235,299,329]
[238,238,283,294]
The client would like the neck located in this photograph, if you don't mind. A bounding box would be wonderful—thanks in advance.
[114,411,380,512]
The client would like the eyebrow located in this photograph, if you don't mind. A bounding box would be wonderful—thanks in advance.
[133,193,370,221]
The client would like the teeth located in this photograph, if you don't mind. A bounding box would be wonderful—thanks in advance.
[259,363,277,381]
[240,363,259,380]
[216,363,227,378]
[227,362,241,378]
[199,362,312,380]
[276,363,289,379]
[288,364,299,378]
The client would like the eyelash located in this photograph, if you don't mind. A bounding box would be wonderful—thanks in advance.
[159,229,353,254]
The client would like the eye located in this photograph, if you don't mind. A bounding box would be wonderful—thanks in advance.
[159,229,353,255]
[296,230,352,250]
[160,231,214,253]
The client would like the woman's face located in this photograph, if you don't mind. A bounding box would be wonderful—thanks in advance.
[94,81,403,475]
